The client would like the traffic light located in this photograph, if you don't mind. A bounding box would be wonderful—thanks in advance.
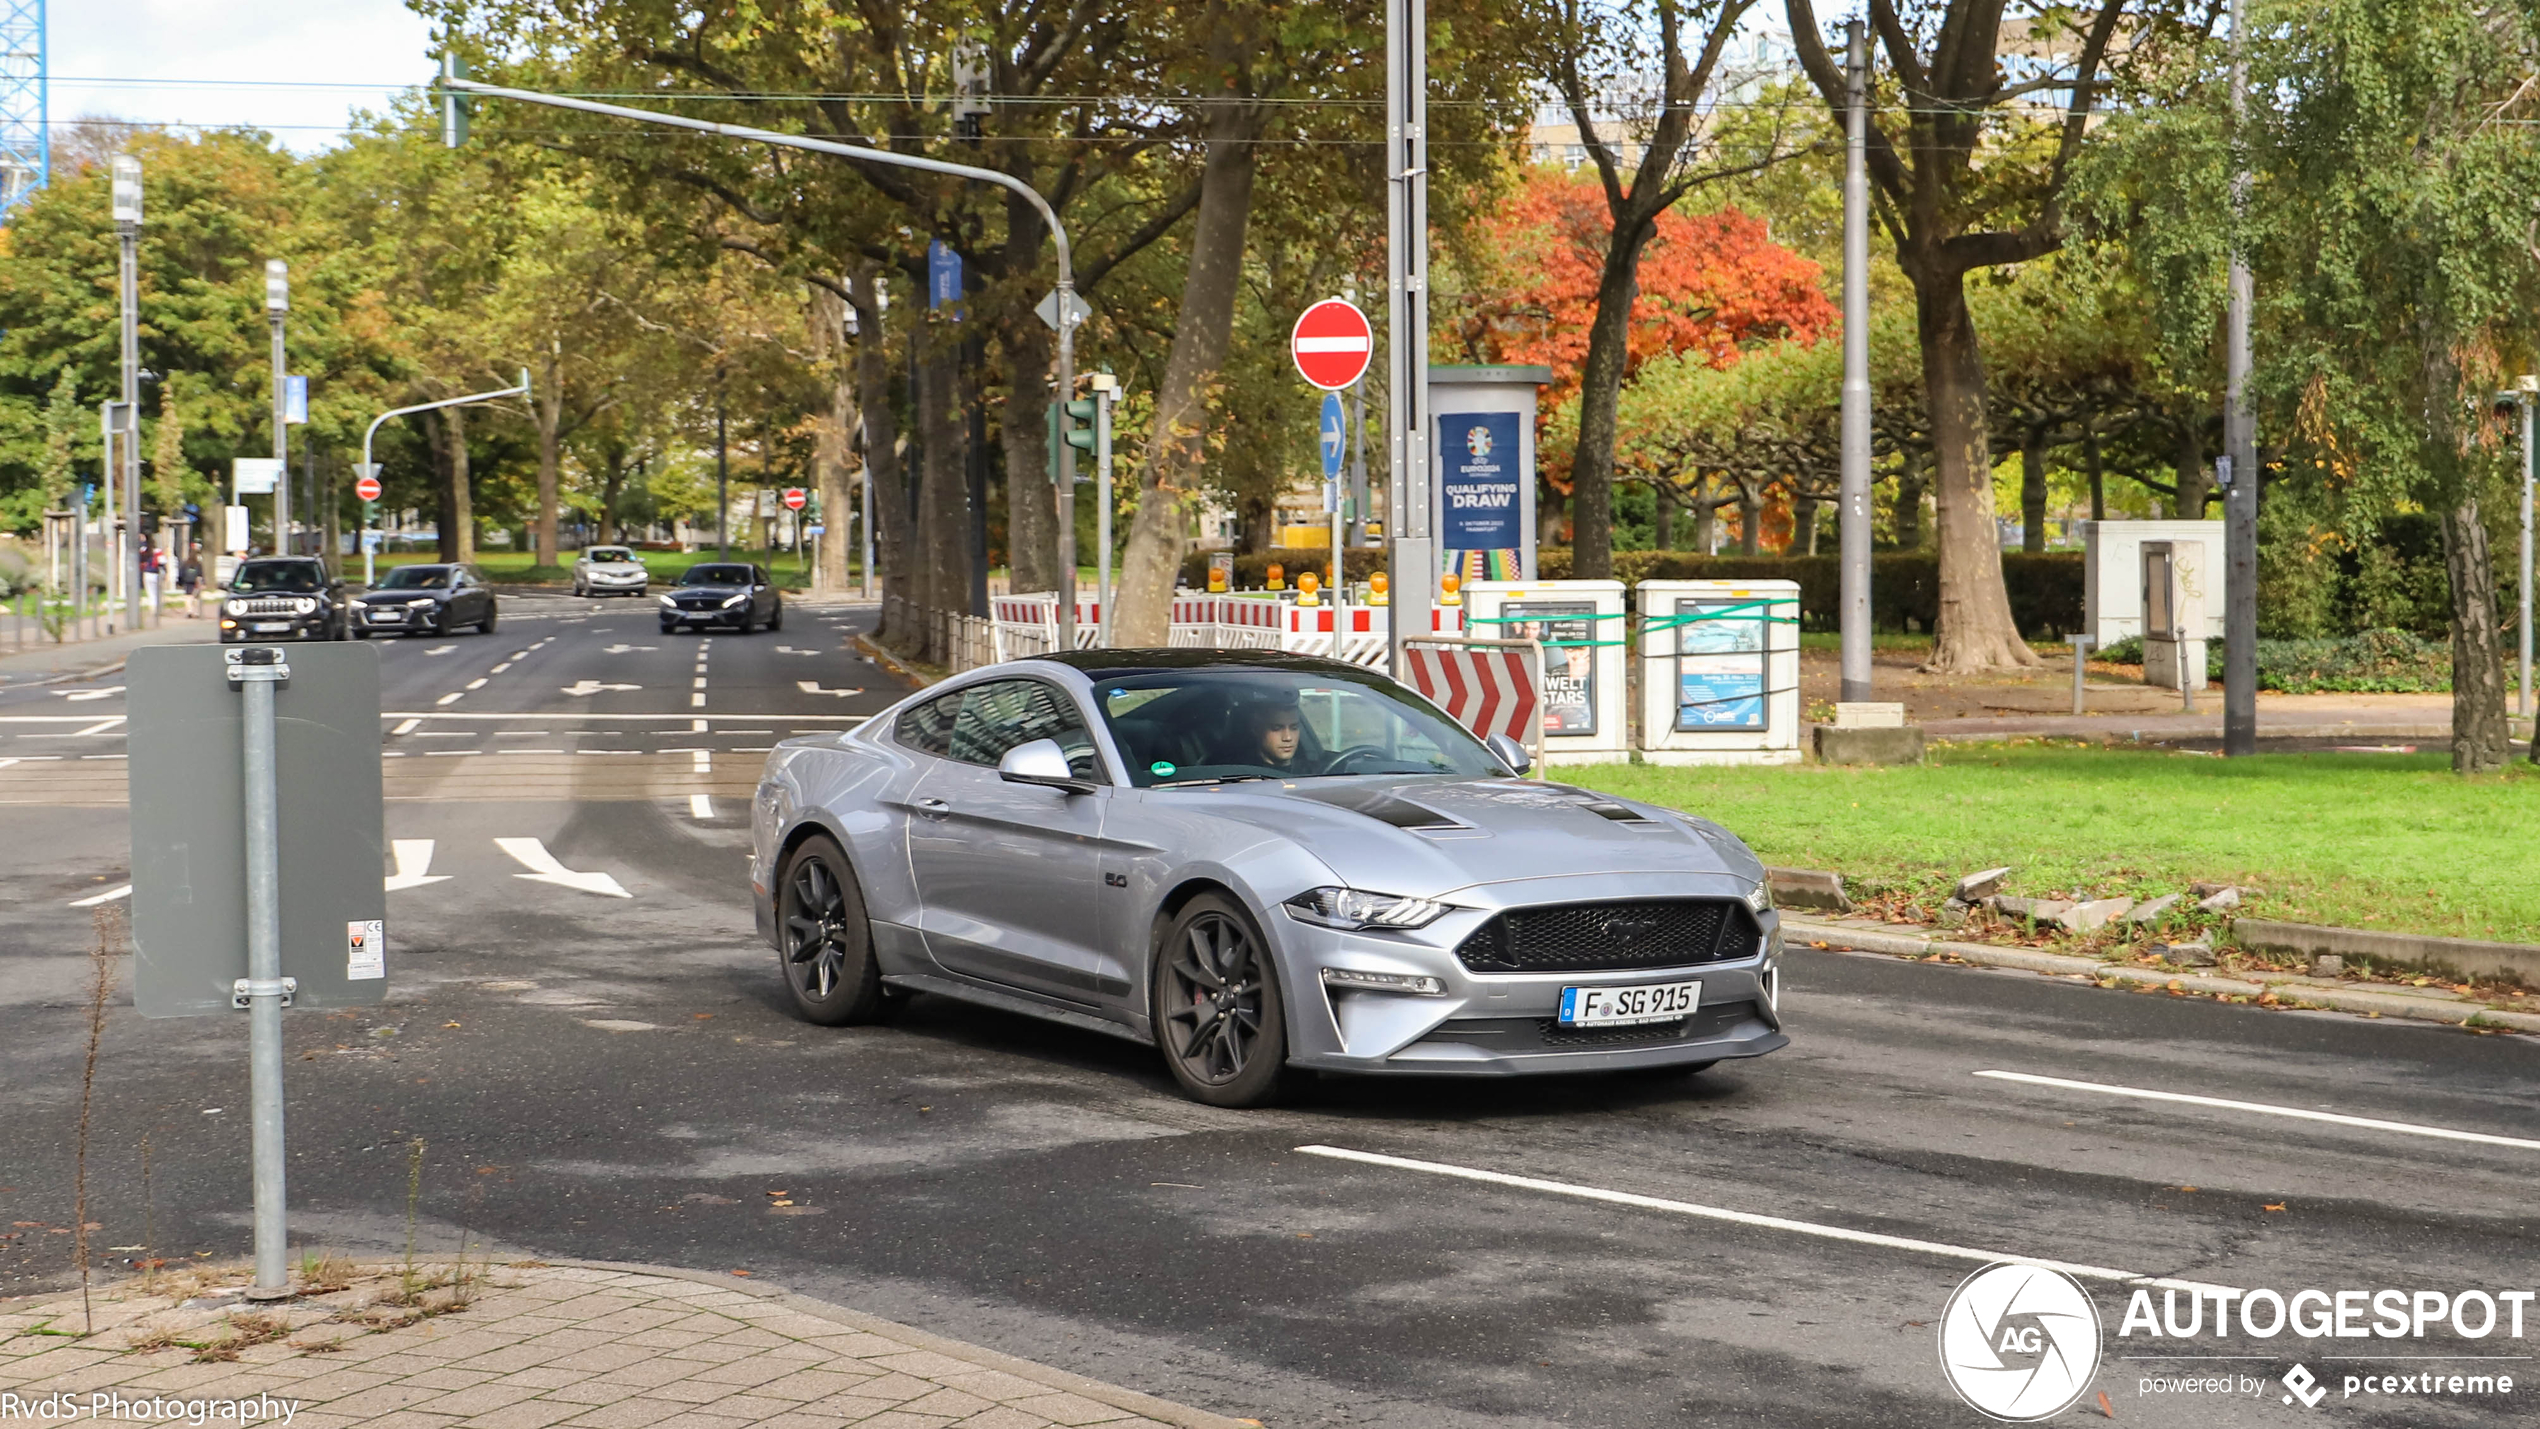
[440,53,474,148]
[1064,398,1098,453]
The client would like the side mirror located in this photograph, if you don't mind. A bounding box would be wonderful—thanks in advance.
[1486,732,1533,776]
[998,738,1097,794]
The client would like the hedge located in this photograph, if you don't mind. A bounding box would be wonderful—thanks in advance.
[2097,628,2454,693]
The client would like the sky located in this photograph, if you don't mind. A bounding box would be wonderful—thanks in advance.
[51,0,438,154]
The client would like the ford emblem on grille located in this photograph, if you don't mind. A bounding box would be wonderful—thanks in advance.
[1602,913,1660,951]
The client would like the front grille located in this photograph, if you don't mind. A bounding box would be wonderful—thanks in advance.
[233,595,313,617]
[1455,898,1759,974]
[1408,1001,1758,1054]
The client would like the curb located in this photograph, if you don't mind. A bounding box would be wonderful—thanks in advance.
[852,632,929,690]
[533,1259,1257,1429]
[1781,917,2540,1034]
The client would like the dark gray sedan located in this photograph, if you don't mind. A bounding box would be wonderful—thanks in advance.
[353,563,498,637]
[750,650,1786,1107]
[659,562,782,633]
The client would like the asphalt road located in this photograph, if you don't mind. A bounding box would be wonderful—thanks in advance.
[3,592,2535,1428]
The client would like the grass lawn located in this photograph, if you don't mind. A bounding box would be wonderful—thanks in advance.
[1571,743,2540,944]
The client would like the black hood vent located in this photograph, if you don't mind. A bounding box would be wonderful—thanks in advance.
[1286,784,1467,831]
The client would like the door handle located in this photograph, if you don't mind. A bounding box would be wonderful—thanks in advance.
[914,797,951,818]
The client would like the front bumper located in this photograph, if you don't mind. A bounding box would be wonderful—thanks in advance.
[1274,882,1786,1076]
[357,603,444,632]
[584,574,648,593]
[663,603,748,624]
[219,610,336,641]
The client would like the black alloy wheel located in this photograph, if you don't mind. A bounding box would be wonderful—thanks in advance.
[1153,893,1289,1107]
[778,835,891,1025]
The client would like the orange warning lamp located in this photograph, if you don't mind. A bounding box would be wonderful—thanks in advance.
[1297,570,1321,606]
[1367,571,1390,606]
[1266,562,1285,592]
[1439,572,1463,606]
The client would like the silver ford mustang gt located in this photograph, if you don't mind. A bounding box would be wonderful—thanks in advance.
[750,649,1787,1106]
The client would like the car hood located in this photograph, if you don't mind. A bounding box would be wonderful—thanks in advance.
[1142,775,1762,898]
[667,587,747,603]
[357,589,447,603]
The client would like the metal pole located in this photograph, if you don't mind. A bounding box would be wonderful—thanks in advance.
[2222,0,2259,756]
[269,265,289,558]
[1384,0,1433,677]
[860,431,875,599]
[2519,381,2534,720]
[359,375,531,588]
[98,404,120,633]
[1838,19,1873,705]
[1348,375,1369,547]
[120,219,142,632]
[715,375,729,563]
[234,652,292,1300]
[2071,634,2093,715]
[1096,380,1115,642]
[434,75,1079,648]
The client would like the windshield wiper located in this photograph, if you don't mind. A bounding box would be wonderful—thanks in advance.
[1151,774,1282,787]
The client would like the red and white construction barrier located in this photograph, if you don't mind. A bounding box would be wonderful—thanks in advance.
[1400,637,1543,766]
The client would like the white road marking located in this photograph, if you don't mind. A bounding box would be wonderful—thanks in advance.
[74,718,126,737]
[384,839,451,891]
[1973,1070,2540,1153]
[772,646,819,656]
[435,692,465,706]
[493,837,630,898]
[689,794,713,819]
[80,754,126,760]
[68,884,132,907]
[392,718,421,735]
[691,693,704,708]
[489,663,512,674]
[692,677,708,690]
[692,751,711,774]
[561,681,641,697]
[1293,1145,2230,1292]
[601,644,656,654]
[465,678,488,690]
[61,686,125,702]
[0,758,17,770]
[691,719,707,733]
[425,645,456,656]
[796,681,864,698]
[579,1019,658,1033]
[512,651,531,660]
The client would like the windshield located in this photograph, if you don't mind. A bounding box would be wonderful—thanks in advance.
[232,562,324,594]
[679,564,754,587]
[377,566,450,590]
[1095,666,1503,787]
[585,548,637,564]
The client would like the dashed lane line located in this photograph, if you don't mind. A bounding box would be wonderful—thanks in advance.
[1972,1070,2540,1153]
[392,718,421,735]
[435,692,464,706]
[466,678,489,690]
[689,794,713,819]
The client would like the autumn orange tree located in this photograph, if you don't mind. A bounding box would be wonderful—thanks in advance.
[1451,167,1836,529]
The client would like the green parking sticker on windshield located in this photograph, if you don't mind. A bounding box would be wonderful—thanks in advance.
[1150,761,1176,777]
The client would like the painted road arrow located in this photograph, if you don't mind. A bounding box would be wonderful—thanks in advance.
[796,681,865,697]
[60,686,126,702]
[561,680,641,696]
[494,838,630,898]
[384,839,452,892]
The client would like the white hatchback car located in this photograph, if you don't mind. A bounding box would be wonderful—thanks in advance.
[571,546,649,597]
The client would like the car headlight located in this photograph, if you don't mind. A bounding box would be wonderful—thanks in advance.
[222,598,246,616]
[1744,882,1771,913]
[405,597,435,608]
[1284,887,1450,931]
[658,594,678,607]
[1320,967,1447,996]
[719,592,748,608]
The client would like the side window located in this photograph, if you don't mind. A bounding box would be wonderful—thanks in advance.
[894,692,961,758]
[948,680,1103,779]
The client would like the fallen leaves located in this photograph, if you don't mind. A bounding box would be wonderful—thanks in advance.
[2263,1202,2287,1212]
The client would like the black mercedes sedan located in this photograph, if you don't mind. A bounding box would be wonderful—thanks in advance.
[659,562,782,633]
[354,563,499,637]
[218,557,352,642]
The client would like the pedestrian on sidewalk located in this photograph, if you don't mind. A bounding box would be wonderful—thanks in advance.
[178,545,202,619]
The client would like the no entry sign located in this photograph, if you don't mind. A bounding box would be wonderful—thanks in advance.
[354,474,383,502]
[782,487,808,511]
[1291,298,1373,390]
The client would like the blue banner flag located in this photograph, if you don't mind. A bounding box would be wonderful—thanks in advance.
[1438,411,1522,550]
[927,241,963,313]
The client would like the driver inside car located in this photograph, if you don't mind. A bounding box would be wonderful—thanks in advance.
[1247,696,1308,771]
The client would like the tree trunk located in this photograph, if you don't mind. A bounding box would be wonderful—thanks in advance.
[917,329,969,637]
[846,270,911,630]
[1566,227,1656,580]
[433,405,474,565]
[534,351,562,568]
[1653,484,1674,550]
[320,457,339,576]
[1914,268,2035,670]
[2174,414,2209,520]
[2085,428,2105,522]
[1737,479,1759,555]
[1111,93,1265,646]
[1692,476,1716,554]
[816,366,856,595]
[1000,254,1058,595]
[597,447,626,548]
[2441,495,2509,773]
[1893,450,1925,550]
[2021,426,2048,553]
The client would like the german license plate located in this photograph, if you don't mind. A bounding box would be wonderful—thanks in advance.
[252,621,292,633]
[1559,979,1700,1027]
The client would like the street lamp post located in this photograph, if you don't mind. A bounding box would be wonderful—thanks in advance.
[2516,376,2536,720]
[1383,0,1434,678]
[436,72,1083,643]
[358,373,534,586]
[266,260,289,557]
[1837,19,1873,705]
[114,154,143,631]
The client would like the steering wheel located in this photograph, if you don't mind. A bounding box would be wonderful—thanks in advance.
[1320,743,1394,775]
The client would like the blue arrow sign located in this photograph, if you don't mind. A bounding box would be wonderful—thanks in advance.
[1319,391,1346,480]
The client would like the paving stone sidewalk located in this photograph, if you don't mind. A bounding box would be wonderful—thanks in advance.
[0,1260,1251,1429]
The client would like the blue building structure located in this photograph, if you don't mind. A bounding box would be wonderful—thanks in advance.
[0,0,44,221]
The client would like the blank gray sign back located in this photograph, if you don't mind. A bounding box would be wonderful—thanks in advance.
[126,644,387,1017]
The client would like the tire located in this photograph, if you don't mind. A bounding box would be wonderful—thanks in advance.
[354,629,370,640]
[661,619,678,634]
[572,581,585,598]
[478,603,497,634]
[769,604,783,632]
[777,834,892,1025]
[1151,893,1290,1108]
